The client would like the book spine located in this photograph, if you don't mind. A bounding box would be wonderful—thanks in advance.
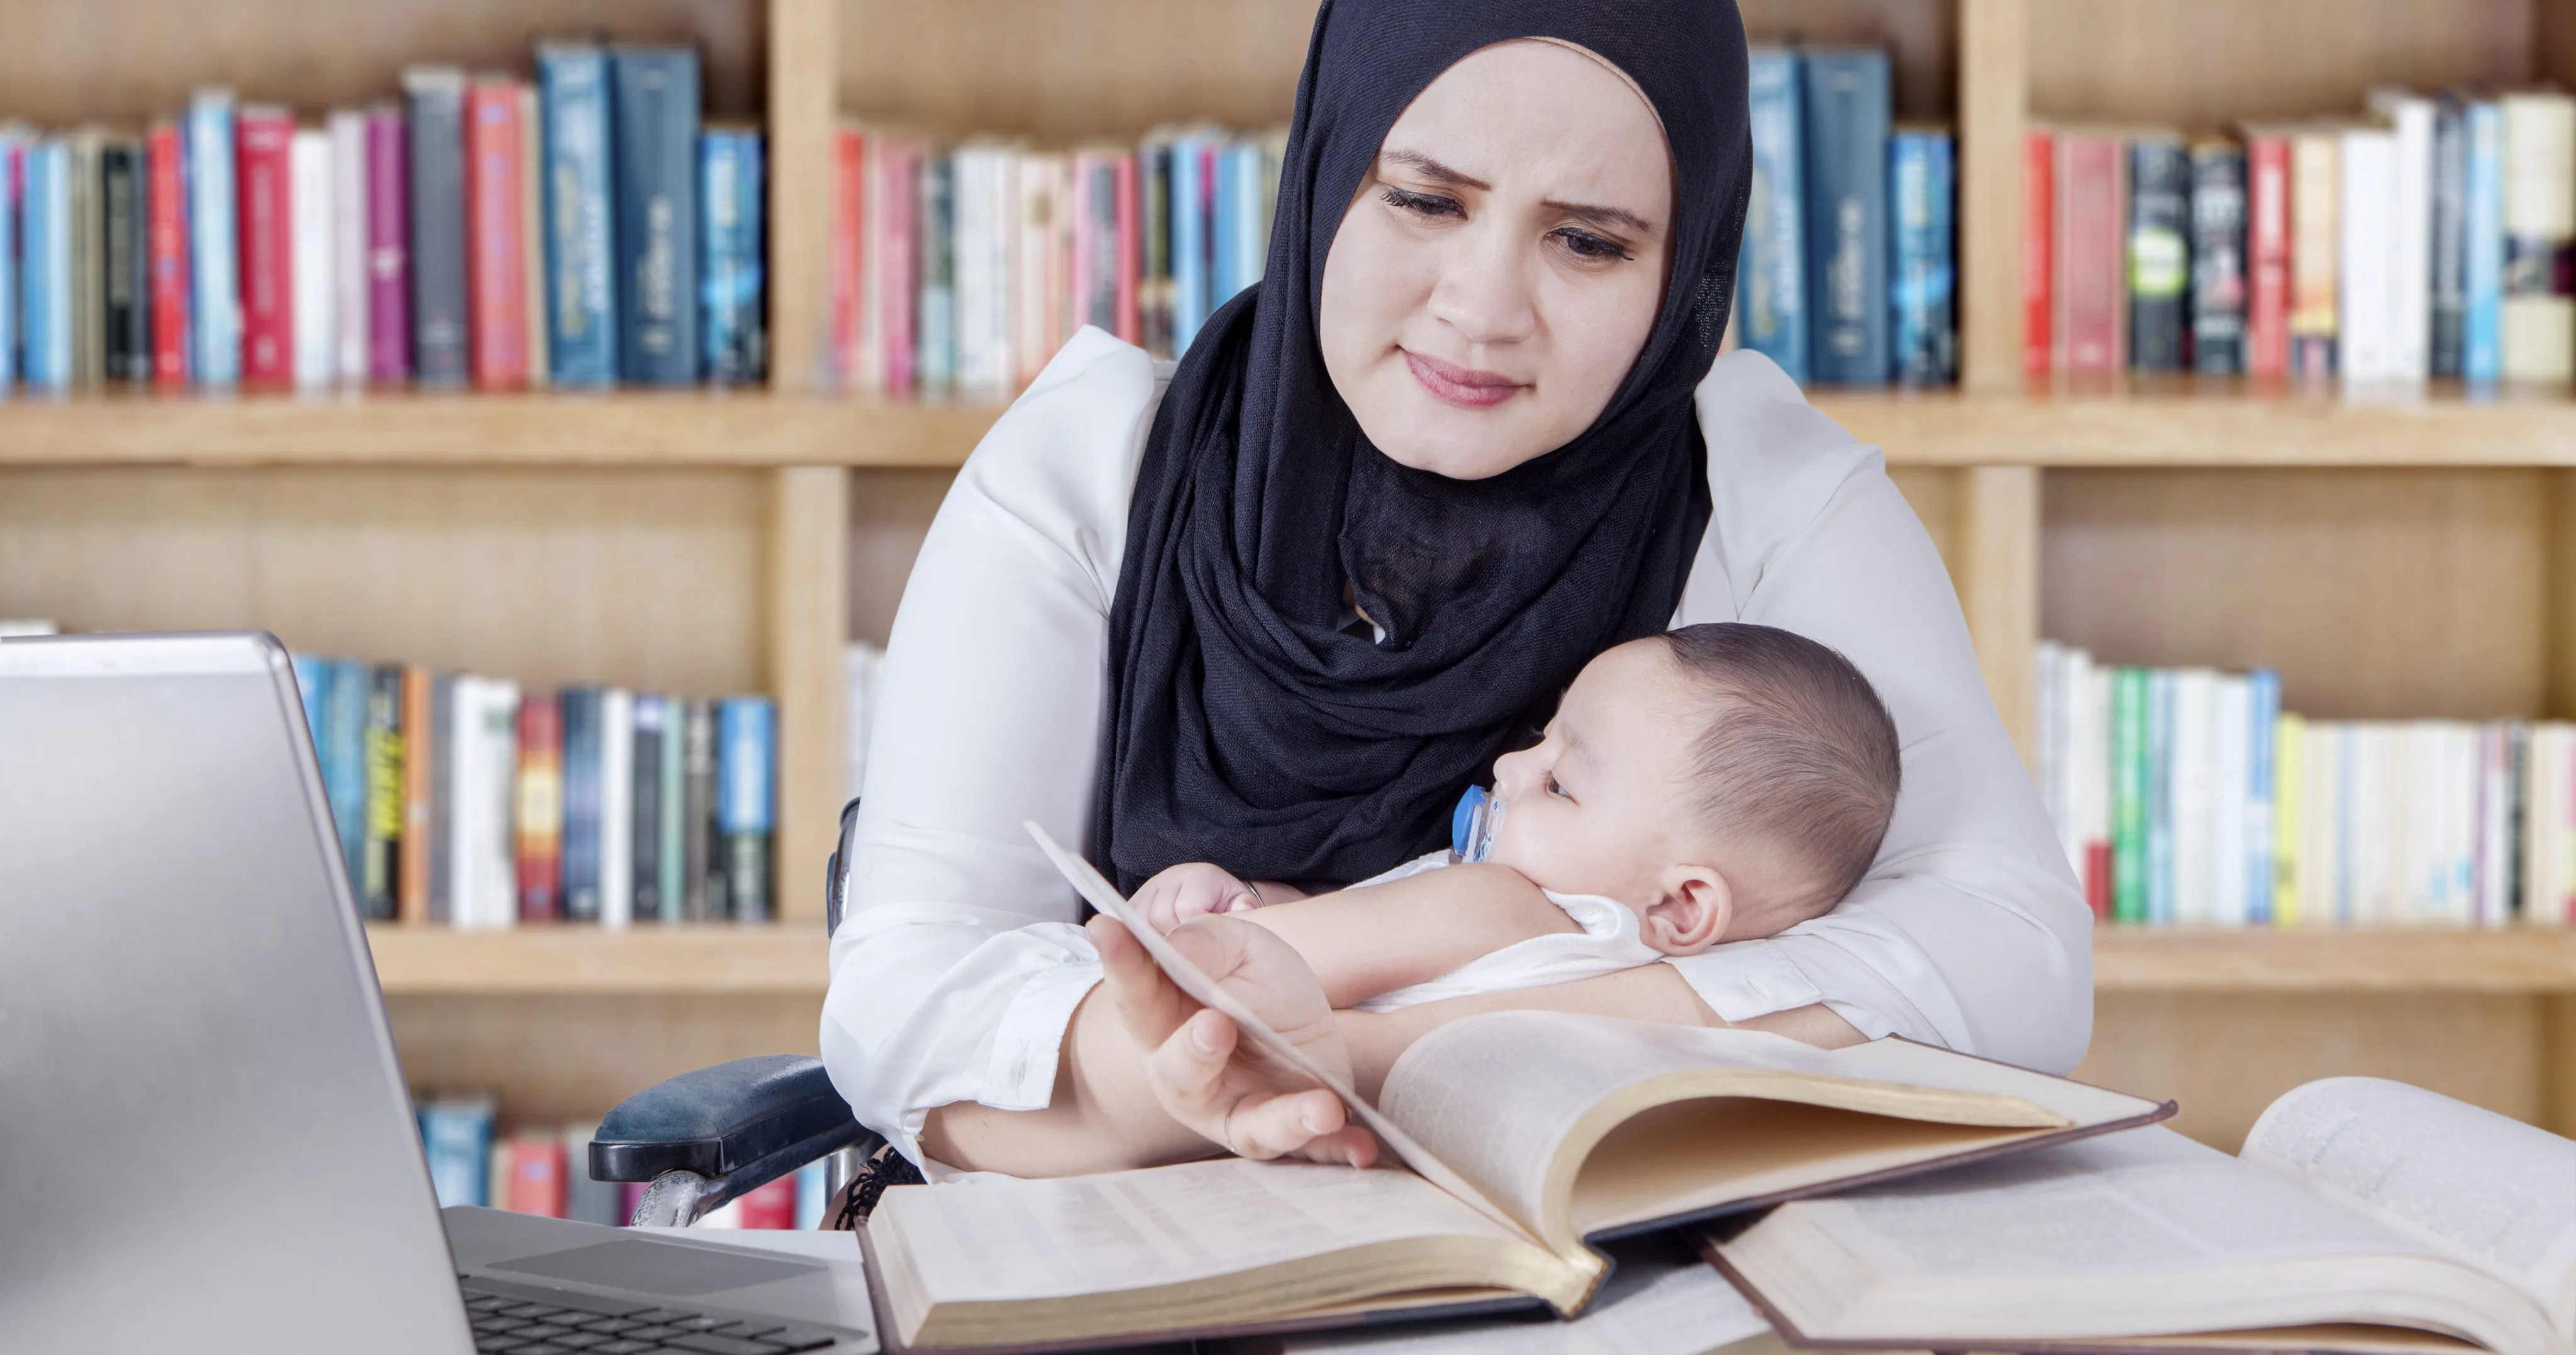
[516,692,563,922]
[600,689,634,929]
[365,105,411,382]
[2274,711,2304,927]
[1140,139,1171,360]
[69,134,99,387]
[851,132,884,391]
[362,664,403,922]
[2338,127,2399,382]
[2243,133,2291,380]
[2463,101,2506,386]
[921,150,957,391]
[101,138,150,382]
[0,132,15,388]
[406,69,470,386]
[2289,131,2340,379]
[612,46,702,385]
[328,657,370,893]
[537,45,616,386]
[883,140,914,391]
[2021,126,2051,377]
[519,83,548,391]
[660,696,687,923]
[2126,138,2188,372]
[2383,96,2434,381]
[631,695,665,924]
[2429,100,2468,379]
[187,91,240,388]
[701,128,767,386]
[560,687,602,923]
[1170,137,1207,355]
[831,127,863,385]
[2501,92,2574,384]
[1209,142,1241,306]
[1742,48,1808,383]
[2058,133,2123,375]
[2246,669,2279,927]
[235,107,294,385]
[1112,152,1139,346]
[480,680,525,930]
[465,79,529,390]
[418,1099,495,1208]
[327,111,369,384]
[719,696,776,923]
[2187,140,2246,376]
[289,127,335,388]
[428,672,453,925]
[1888,128,1955,387]
[2146,669,2175,925]
[1801,49,1891,385]
[1096,156,1124,333]
[682,699,718,921]
[1014,152,1054,386]
[2111,666,2146,923]
[399,664,433,925]
[21,142,67,391]
[506,1132,567,1218]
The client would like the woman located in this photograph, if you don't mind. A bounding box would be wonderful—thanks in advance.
[821,0,2090,1180]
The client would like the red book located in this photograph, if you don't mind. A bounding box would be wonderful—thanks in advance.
[465,79,529,390]
[235,106,296,386]
[1114,153,1140,346]
[505,1132,567,1218]
[2244,131,2292,381]
[515,693,562,922]
[2085,841,2114,922]
[2054,131,2125,376]
[831,127,865,386]
[147,121,192,386]
[735,1176,797,1230]
[882,138,916,394]
[2021,128,2053,377]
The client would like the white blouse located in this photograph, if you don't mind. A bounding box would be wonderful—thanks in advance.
[820,326,2093,1175]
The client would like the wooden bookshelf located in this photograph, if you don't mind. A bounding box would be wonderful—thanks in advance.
[366,925,831,996]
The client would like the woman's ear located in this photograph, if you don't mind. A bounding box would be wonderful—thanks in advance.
[1641,865,1731,956]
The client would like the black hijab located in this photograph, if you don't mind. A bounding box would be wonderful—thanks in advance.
[1095,0,1752,891]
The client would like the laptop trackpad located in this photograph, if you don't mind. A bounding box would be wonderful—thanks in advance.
[496,1239,824,1297]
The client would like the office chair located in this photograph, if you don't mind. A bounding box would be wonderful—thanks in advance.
[589,798,893,1227]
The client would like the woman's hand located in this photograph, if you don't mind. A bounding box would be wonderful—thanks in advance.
[1129,861,1262,933]
[1087,912,1379,1168]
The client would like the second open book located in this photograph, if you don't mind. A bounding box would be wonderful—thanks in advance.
[852,825,2172,1352]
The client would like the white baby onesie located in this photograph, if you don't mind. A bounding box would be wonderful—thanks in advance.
[1339,852,1665,1013]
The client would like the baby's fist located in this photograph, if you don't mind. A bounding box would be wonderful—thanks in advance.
[1131,861,1260,934]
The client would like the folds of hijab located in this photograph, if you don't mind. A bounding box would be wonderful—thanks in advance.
[1096,0,1752,891]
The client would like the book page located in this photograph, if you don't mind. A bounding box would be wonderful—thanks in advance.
[875,1158,1525,1306]
[1277,1242,1772,1355]
[2242,1077,2576,1330]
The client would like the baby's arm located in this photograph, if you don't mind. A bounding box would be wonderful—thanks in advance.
[1233,864,1580,1009]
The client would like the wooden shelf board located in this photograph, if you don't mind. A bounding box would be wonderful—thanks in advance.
[365,923,830,996]
[2094,927,2576,993]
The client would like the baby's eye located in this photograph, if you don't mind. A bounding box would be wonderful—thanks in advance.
[1380,186,1463,220]
[1545,772,1571,800]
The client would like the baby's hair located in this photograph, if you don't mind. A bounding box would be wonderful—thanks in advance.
[1654,623,1901,920]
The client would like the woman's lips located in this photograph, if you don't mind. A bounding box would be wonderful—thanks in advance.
[1403,349,1524,409]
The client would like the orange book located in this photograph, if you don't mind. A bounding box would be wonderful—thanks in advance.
[516,692,562,922]
[504,1131,567,1217]
[397,665,433,924]
[831,125,865,385]
[465,77,530,389]
[2022,128,2053,377]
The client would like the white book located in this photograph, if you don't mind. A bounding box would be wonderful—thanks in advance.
[1014,151,1066,388]
[2521,727,2552,925]
[476,679,523,928]
[2502,92,2576,384]
[2307,722,2344,927]
[289,127,336,389]
[447,679,493,929]
[952,145,1014,395]
[599,689,634,929]
[2169,670,2214,926]
[2484,725,2516,926]
[2369,91,2436,380]
[2338,126,2404,384]
[2457,723,2484,923]
[327,109,369,384]
[2211,673,2250,926]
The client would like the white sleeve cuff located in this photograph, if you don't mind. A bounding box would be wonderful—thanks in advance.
[979,960,1104,1112]
[1662,939,1897,1040]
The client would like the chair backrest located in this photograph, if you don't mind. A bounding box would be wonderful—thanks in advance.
[824,796,862,937]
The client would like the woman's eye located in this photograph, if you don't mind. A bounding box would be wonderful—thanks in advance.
[1380,186,1463,220]
[1551,226,1633,262]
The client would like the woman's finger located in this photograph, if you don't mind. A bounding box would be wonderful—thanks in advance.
[1091,914,1190,1049]
[1224,1087,1352,1161]
[1140,1006,1240,1139]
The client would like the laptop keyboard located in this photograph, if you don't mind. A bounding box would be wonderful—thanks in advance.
[462,1276,850,1354]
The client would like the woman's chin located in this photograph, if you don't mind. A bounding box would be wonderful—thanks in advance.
[1363,397,1556,481]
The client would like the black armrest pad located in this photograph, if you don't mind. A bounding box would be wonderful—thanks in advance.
[589,1055,856,1183]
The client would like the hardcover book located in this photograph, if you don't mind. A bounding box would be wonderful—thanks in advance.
[918,150,958,391]
[0,128,18,388]
[559,686,602,923]
[2125,134,2188,372]
[2430,97,2469,379]
[1888,126,1954,387]
[289,126,336,388]
[2465,100,2507,385]
[701,126,767,385]
[2053,130,2125,376]
[366,104,413,382]
[538,42,618,387]
[611,45,702,384]
[2370,91,2436,381]
[1740,48,1807,383]
[404,67,471,386]
[100,135,150,382]
[2241,128,2292,379]
[2187,138,2246,374]
[362,663,404,922]
[599,689,635,929]
[1801,48,1890,385]
[2021,127,2051,377]
[465,77,530,390]
[681,698,719,921]
[187,89,241,387]
[718,695,775,923]
[235,106,295,385]
[631,694,667,925]
[399,665,435,925]
[2289,127,2341,379]
[2501,91,2575,384]
[20,140,70,390]
[330,109,370,384]
[515,691,564,922]
[67,131,100,388]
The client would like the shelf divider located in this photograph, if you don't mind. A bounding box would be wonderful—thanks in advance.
[770,464,851,925]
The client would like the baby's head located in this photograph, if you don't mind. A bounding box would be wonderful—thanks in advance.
[1484,623,1901,955]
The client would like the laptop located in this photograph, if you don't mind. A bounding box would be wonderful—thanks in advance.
[0,632,879,1354]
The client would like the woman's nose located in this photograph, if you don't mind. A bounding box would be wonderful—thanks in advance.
[1424,220,1538,347]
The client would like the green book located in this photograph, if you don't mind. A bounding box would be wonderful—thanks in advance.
[2111,667,2148,923]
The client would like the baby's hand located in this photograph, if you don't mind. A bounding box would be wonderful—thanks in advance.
[1131,861,1262,934]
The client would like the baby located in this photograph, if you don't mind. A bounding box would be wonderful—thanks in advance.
[1131,622,1902,1013]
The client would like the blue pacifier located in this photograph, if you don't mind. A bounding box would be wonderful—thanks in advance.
[1451,785,1504,863]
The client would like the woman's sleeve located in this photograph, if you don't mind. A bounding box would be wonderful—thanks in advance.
[1667,352,2094,1075]
[818,330,1158,1170]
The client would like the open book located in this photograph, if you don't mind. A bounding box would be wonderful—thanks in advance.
[1704,1076,2576,1355]
[851,825,2173,1352]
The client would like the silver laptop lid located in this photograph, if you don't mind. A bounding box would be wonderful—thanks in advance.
[0,632,470,1354]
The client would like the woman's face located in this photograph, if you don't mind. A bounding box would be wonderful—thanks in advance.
[1318,40,1674,481]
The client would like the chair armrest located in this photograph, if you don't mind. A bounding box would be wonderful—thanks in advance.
[589,1054,875,1191]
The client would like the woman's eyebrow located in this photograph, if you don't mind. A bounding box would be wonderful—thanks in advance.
[1380,148,1489,191]
[1543,198,1657,237]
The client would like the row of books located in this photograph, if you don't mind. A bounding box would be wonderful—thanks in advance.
[289,655,777,927]
[417,1096,831,1229]
[2025,90,2576,383]
[828,122,1285,396]
[2036,642,2566,928]
[0,42,763,393]
[1733,47,1957,388]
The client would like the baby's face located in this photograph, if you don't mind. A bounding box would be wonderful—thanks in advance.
[1485,638,1706,911]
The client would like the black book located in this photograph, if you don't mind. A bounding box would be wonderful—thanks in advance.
[362,664,404,921]
[404,67,470,386]
[101,137,152,382]
[2127,136,2190,372]
[680,698,719,921]
[631,696,665,924]
[2430,96,2468,379]
[611,46,702,384]
[2187,139,2246,375]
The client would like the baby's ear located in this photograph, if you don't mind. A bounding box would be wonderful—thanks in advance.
[1642,866,1731,956]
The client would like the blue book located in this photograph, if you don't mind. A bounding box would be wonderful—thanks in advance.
[560,686,602,923]
[418,1096,495,1208]
[611,47,702,385]
[1214,140,1265,306]
[0,128,16,388]
[1801,49,1891,385]
[918,154,956,391]
[2463,100,2505,386]
[1888,128,1955,386]
[539,43,619,387]
[699,128,766,385]
[1169,134,1212,354]
[718,695,775,923]
[2246,670,2279,927]
[2145,669,2175,927]
[186,90,240,388]
[323,657,370,891]
[289,653,333,764]
[1739,50,1807,382]
[21,140,71,391]
[794,1159,831,1230]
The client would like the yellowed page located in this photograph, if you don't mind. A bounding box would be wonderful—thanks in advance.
[1279,1249,1772,1354]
